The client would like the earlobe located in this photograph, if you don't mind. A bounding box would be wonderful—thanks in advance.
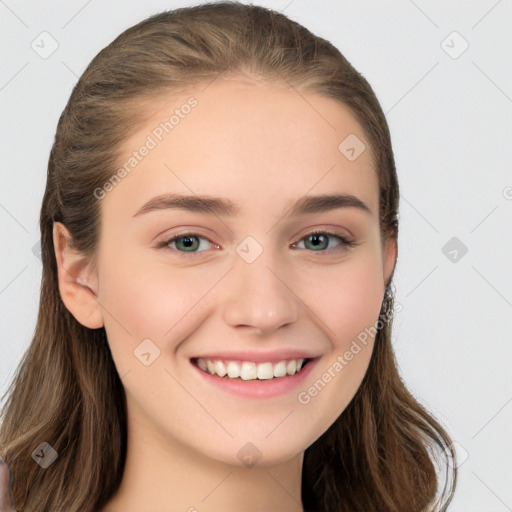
[383,235,398,288]
[52,222,104,329]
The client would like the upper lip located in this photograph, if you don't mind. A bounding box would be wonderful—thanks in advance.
[190,350,320,364]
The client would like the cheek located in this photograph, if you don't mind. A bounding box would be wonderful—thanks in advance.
[290,253,385,430]
[299,253,385,348]
[96,249,215,357]
[98,242,385,366]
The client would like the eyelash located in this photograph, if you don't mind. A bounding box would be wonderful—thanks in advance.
[155,229,357,258]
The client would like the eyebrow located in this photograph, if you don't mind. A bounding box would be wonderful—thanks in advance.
[133,193,372,218]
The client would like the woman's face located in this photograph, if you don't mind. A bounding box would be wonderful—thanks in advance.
[94,76,396,467]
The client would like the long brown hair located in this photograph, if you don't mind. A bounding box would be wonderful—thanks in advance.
[0,2,457,510]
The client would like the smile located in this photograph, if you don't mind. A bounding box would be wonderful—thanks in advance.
[192,357,312,381]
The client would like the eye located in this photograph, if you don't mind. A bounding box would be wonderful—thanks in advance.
[156,232,218,256]
[156,229,356,257]
[291,230,356,253]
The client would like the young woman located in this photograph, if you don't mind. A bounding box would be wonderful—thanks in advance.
[0,2,457,511]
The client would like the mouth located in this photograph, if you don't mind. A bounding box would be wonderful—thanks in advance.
[190,356,314,381]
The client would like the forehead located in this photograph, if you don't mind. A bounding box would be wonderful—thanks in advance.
[106,77,379,219]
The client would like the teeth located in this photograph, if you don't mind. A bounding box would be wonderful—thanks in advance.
[273,361,287,378]
[240,362,257,380]
[286,360,297,375]
[257,362,274,380]
[226,361,240,378]
[195,357,308,380]
[214,360,227,377]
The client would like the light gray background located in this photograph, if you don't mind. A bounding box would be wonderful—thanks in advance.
[1,1,511,510]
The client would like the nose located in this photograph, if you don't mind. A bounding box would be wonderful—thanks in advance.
[221,249,300,336]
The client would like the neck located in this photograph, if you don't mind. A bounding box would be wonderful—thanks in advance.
[100,406,305,512]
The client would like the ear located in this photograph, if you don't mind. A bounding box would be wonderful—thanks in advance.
[53,222,104,329]
[383,234,398,288]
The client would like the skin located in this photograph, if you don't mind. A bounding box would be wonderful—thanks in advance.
[0,459,16,512]
[54,74,396,512]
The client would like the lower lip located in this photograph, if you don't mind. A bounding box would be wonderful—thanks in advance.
[191,358,318,399]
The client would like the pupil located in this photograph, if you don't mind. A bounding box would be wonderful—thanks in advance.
[179,236,198,251]
[308,234,327,250]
